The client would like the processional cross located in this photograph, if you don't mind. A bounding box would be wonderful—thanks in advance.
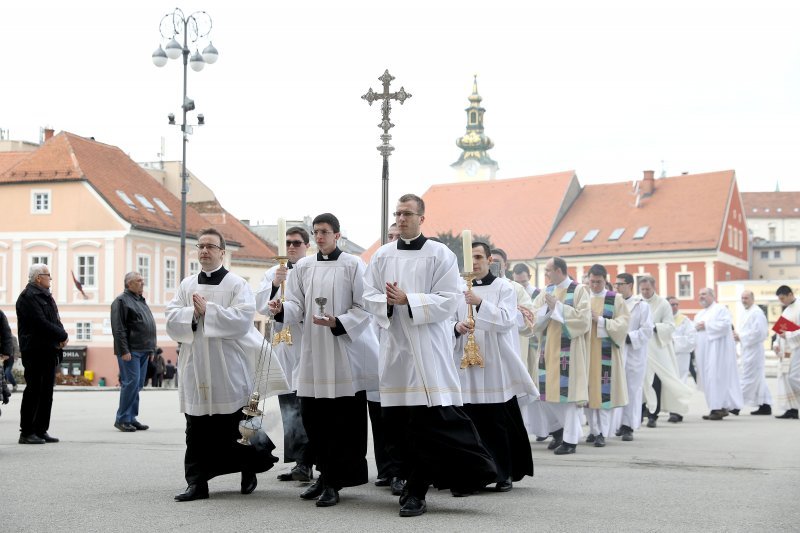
[362,70,412,245]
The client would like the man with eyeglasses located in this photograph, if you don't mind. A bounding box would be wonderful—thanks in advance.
[611,273,653,441]
[167,227,283,502]
[268,213,379,508]
[16,263,68,444]
[256,226,315,484]
[668,296,696,390]
[639,276,691,428]
[364,194,496,517]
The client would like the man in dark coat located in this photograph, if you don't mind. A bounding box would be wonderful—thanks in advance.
[16,263,68,444]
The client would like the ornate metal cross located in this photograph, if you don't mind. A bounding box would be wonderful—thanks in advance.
[362,70,412,245]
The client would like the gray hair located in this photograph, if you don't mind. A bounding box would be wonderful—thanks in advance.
[124,271,141,288]
[638,275,657,287]
[28,263,48,283]
[701,287,716,299]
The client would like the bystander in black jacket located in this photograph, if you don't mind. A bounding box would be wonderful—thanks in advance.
[0,309,12,358]
[110,289,157,356]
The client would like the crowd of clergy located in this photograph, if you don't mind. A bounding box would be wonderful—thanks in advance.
[164,193,800,517]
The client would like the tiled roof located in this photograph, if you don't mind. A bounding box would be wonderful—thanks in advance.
[362,170,579,260]
[0,132,210,238]
[0,152,27,175]
[538,170,736,258]
[742,191,800,218]
[191,200,276,263]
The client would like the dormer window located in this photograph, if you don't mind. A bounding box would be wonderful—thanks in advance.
[633,226,650,239]
[608,228,625,241]
[583,229,599,242]
[560,231,576,244]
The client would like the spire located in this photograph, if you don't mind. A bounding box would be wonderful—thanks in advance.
[451,75,497,174]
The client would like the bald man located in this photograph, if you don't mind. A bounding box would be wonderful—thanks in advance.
[733,291,772,415]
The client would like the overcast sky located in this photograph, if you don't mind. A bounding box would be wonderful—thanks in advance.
[2,1,798,246]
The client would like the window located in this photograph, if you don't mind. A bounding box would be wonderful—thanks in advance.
[633,226,649,239]
[31,255,49,266]
[76,255,96,287]
[153,197,173,216]
[31,190,51,214]
[608,228,625,241]
[774,250,782,259]
[677,274,693,299]
[135,194,156,213]
[559,231,576,244]
[760,251,769,259]
[165,258,177,290]
[189,261,200,276]
[137,255,151,287]
[116,190,137,209]
[76,322,92,341]
[583,229,599,242]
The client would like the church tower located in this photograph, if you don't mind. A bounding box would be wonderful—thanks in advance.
[451,75,498,181]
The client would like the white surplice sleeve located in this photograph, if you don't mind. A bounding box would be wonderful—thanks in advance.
[166,280,197,345]
[203,281,256,339]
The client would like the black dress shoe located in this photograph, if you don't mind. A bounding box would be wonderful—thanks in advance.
[450,488,476,497]
[585,433,596,443]
[390,477,407,496]
[495,478,513,492]
[37,432,59,443]
[776,409,799,419]
[646,417,657,428]
[241,472,257,495]
[615,427,623,437]
[668,413,683,423]
[114,422,136,432]
[535,436,549,442]
[277,472,294,481]
[729,409,740,416]
[702,410,724,420]
[554,442,577,455]
[300,477,324,500]
[174,482,209,502]
[19,434,46,444]
[130,420,149,430]
[547,428,564,450]
[399,496,427,517]
[750,404,772,415]
[316,486,339,507]
[374,477,391,487]
[291,463,313,482]
[594,434,606,448]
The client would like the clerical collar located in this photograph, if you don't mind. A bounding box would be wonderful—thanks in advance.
[474,272,496,286]
[317,247,342,261]
[198,265,228,285]
[286,261,294,269]
[591,289,607,297]
[397,233,427,250]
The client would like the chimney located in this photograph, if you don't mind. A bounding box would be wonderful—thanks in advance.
[640,169,655,196]
[44,128,55,141]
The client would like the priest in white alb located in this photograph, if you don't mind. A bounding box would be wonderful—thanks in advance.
[669,296,696,386]
[694,287,743,420]
[167,227,285,502]
[268,213,378,508]
[363,194,496,518]
[774,285,800,419]
[733,290,772,415]
[452,242,536,493]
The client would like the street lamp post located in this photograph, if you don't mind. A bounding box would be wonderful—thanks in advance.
[152,8,218,279]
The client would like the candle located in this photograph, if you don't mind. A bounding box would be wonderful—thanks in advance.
[462,229,473,272]
[277,217,287,256]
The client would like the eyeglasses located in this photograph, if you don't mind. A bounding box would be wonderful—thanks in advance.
[393,211,421,218]
[196,244,223,251]
[286,240,306,247]
[313,229,333,236]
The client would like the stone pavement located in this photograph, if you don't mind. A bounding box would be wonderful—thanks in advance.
[1,380,798,532]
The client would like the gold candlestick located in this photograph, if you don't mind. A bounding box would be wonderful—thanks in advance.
[460,271,484,369]
[272,256,293,346]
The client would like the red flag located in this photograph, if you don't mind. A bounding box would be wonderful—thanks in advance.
[71,270,88,299]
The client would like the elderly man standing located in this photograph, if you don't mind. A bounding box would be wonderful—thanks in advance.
[167,227,282,502]
[694,287,743,420]
[111,272,157,432]
[16,263,68,444]
[734,291,772,415]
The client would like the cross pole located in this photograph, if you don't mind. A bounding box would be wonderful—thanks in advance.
[362,70,412,245]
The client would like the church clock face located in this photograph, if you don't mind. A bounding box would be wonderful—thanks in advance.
[465,160,479,177]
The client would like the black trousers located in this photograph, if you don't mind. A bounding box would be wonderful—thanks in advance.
[368,399,401,480]
[462,398,534,483]
[382,404,497,499]
[278,392,313,465]
[300,391,368,490]
[643,374,662,419]
[19,353,57,436]
[184,408,277,485]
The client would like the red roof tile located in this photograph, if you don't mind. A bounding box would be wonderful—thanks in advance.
[362,171,579,260]
[741,191,800,218]
[0,152,27,175]
[538,170,736,258]
[0,132,210,238]
[191,200,276,262]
